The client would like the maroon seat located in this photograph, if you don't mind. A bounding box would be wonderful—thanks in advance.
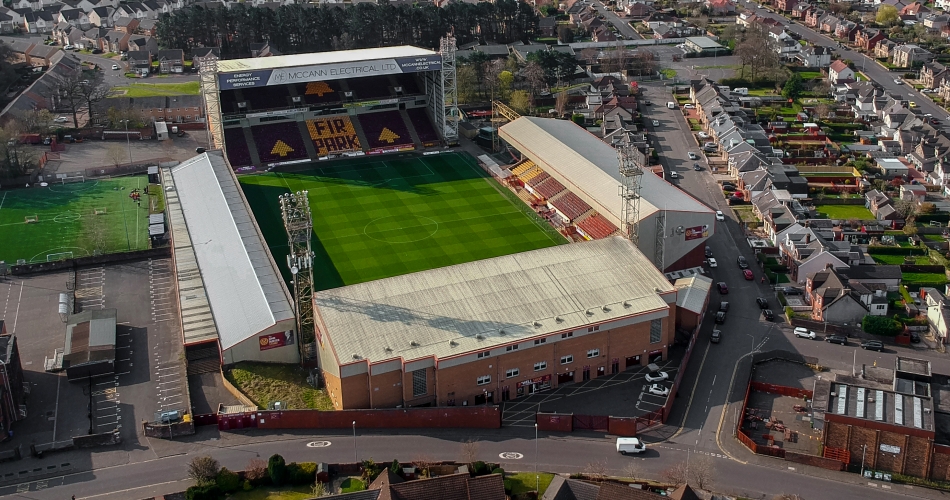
[407,108,439,143]
[224,127,252,168]
[358,111,414,150]
[251,121,310,164]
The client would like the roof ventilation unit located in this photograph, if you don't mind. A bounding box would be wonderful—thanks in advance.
[410,340,420,347]
[555,316,564,323]
[534,321,542,328]
[586,310,594,316]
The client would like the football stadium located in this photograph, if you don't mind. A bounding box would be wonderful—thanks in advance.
[166,42,715,409]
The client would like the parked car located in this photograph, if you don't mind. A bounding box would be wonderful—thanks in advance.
[63,44,74,50]
[826,335,848,345]
[645,371,669,382]
[794,327,816,339]
[719,301,729,312]
[616,437,646,455]
[652,119,660,126]
[894,78,903,85]
[763,309,775,321]
[716,211,725,221]
[688,152,698,160]
[705,245,713,257]
[112,64,119,70]
[717,282,728,294]
[782,287,802,295]
[669,171,678,179]
[648,384,670,396]
[697,132,709,139]
[706,258,718,268]
[737,256,748,269]
[715,310,727,324]
[861,340,884,351]
[743,269,754,280]
[756,297,768,309]
[91,48,102,54]
[684,104,695,109]
[694,163,702,171]
[711,329,722,343]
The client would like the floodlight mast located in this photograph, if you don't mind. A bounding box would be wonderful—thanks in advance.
[279,191,316,363]
[617,144,643,247]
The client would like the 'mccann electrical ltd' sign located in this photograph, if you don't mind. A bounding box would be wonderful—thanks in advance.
[218,55,443,90]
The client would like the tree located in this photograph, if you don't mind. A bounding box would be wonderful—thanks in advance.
[0,122,37,179]
[498,70,514,100]
[580,47,599,67]
[688,456,715,490]
[106,144,126,167]
[877,4,899,26]
[522,61,546,95]
[920,202,937,214]
[412,455,434,478]
[662,461,688,487]
[814,103,832,121]
[583,459,608,482]
[509,90,531,114]
[862,315,903,335]
[622,461,642,481]
[895,199,917,219]
[75,72,112,125]
[460,439,480,467]
[0,41,17,91]
[904,216,918,236]
[245,459,268,484]
[389,459,401,476]
[555,91,569,117]
[14,109,54,133]
[734,24,780,82]
[782,73,803,100]
[827,1,851,16]
[268,454,288,486]
[310,481,327,497]
[557,24,574,43]
[457,65,479,104]
[188,456,220,486]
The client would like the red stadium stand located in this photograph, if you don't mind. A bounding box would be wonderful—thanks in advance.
[224,127,253,167]
[407,108,439,144]
[576,213,619,240]
[532,176,566,200]
[251,121,310,164]
[550,191,593,223]
[295,81,343,105]
[306,116,362,156]
[358,111,414,151]
[526,171,550,188]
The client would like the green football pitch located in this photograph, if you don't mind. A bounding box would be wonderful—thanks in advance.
[0,176,151,264]
[239,152,566,291]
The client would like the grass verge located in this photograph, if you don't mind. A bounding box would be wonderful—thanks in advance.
[225,362,334,410]
[340,478,366,492]
[225,486,315,500]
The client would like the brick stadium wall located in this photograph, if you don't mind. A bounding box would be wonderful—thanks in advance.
[931,444,950,481]
[785,451,845,471]
[537,413,572,432]
[254,406,501,430]
[826,415,935,479]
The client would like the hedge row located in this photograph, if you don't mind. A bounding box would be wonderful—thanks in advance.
[867,246,928,255]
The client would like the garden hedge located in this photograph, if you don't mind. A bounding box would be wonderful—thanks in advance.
[867,246,928,255]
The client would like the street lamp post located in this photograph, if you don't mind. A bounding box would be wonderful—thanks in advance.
[352,421,357,464]
[122,118,133,167]
[534,423,539,493]
[861,444,867,476]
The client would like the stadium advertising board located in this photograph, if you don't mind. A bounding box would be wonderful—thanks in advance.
[218,55,443,90]
[259,331,295,351]
[684,225,709,241]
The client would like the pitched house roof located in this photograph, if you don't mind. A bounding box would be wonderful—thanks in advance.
[829,59,849,73]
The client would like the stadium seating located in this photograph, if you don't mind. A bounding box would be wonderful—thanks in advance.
[224,127,253,168]
[407,108,440,144]
[306,116,362,156]
[220,90,241,114]
[576,213,619,240]
[251,121,310,164]
[526,171,549,188]
[243,86,291,110]
[345,76,396,100]
[510,160,536,177]
[358,111,414,150]
[550,191,593,223]
[533,177,566,201]
[518,166,543,184]
[295,81,343,105]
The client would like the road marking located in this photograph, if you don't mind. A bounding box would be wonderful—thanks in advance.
[671,340,711,439]
[499,452,523,460]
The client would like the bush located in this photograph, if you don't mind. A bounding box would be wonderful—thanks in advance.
[784,306,794,318]
[862,315,903,336]
[215,468,241,493]
[287,462,317,485]
[185,484,222,500]
[390,459,401,476]
[571,114,584,125]
[473,461,490,476]
[492,467,505,476]
[245,458,268,485]
[268,454,288,486]
[242,480,253,491]
[188,456,220,486]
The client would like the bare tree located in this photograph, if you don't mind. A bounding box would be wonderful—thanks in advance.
[0,122,37,179]
[814,102,832,121]
[412,455,434,478]
[621,461,642,481]
[688,455,715,490]
[555,91,569,116]
[106,144,126,167]
[187,456,220,485]
[245,458,268,483]
[522,62,547,96]
[76,72,112,125]
[483,59,506,100]
[580,47,599,67]
[15,108,54,133]
[662,460,688,487]
[895,199,917,219]
[583,459,608,482]
[311,481,327,497]
[460,439,480,467]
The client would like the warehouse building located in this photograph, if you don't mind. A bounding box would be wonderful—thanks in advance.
[313,237,681,410]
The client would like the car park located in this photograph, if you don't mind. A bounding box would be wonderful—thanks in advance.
[794,327,816,339]
[756,297,768,309]
[716,211,724,221]
[645,371,669,382]
[715,311,726,324]
[743,269,754,280]
[688,152,698,160]
[711,329,722,343]
[826,335,848,345]
[706,258,717,268]
[616,437,646,455]
[861,340,884,351]
[717,282,728,294]
[737,256,748,269]
[648,384,670,396]
[763,309,774,321]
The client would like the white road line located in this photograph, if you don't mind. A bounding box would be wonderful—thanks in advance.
[11,282,22,334]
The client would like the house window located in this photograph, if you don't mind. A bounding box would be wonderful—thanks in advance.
[562,332,573,339]
[506,344,519,352]
[587,349,600,358]
[534,338,547,345]
[185,115,191,120]
[650,319,662,343]
[476,351,491,359]
[587,325,600,333]
[476,375,491,386]
[560,355,573,365]
[411,369,426,397]
[534,361,547,371]
[505,368,519,378]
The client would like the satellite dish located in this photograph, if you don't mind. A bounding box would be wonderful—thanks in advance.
[291,266,299,275]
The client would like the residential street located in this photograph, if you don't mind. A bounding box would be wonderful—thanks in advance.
[588,0,642,40]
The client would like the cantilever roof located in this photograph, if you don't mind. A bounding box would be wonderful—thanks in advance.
[216,45,437,73]
[170,151,294,350]
[499,117,712,228]
[316,237,675,364]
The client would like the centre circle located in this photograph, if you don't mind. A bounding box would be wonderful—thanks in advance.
[53,211,82,223]
[363,215,439,244]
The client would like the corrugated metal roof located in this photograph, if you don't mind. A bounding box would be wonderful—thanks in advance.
[170,152,294,350]
[217,46,437,73]
[316,237,674,364]
[498,117,713,228]
[674,275,713,314]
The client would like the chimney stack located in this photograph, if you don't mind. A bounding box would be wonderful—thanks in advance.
[806,234,811,244]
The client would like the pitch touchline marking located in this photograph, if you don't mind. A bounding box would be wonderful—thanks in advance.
[0,191,6,210]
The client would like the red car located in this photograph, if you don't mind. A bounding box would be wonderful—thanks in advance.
[717,282,728,294]
[743,269,754,280]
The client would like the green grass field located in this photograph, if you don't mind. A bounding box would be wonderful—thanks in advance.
[111,81,200,97]
[814,204,874,220]
[0,176,151,264]
[239,153,566,291]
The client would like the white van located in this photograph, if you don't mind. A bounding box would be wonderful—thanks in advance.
[667,101,675,109]
[733,87,749,96]
[616,437,646,455]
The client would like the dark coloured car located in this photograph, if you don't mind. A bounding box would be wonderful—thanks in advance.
[717,282,728,294]
[728,196,745,205]
[756,297,768,309]
[719,301,730,312]
[763,309,775,321]
[722,185,736,192]
[711,329,722,343]
[910,332,921,343]
[715,311,726,324]
[861,340,884,351]
[783,287,803,295]
[737,256,749,269]
[705,245,713,257]
[825,335,848,345]
[694,163,703,171]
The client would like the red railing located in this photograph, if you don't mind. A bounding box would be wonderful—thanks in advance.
[823,446,851,463]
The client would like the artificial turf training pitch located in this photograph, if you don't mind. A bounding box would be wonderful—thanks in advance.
[239,152,566,291]
[0,176,151,264]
